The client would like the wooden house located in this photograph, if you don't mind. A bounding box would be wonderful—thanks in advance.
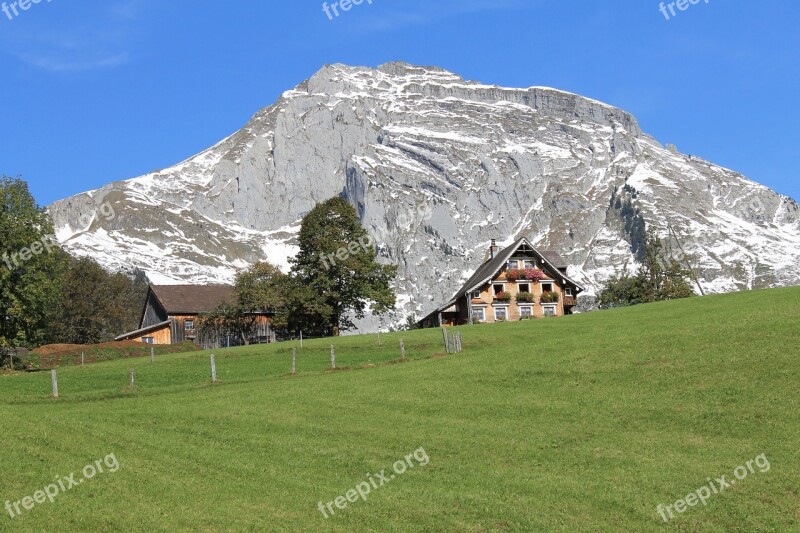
[419,238,584,327]
[115,284,275,349]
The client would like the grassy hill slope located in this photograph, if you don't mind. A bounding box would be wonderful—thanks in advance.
[1,287,799,531]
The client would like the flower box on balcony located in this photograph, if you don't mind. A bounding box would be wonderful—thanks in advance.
[540,292,559,303]
[494,291,512,303]
[506,268,545,282]
[515,291,535,303]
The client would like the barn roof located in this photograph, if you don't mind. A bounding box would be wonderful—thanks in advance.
[115,320,172,342]
[150,284,235,315]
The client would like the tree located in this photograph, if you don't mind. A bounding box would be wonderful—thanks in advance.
[598,230,695,308]
[48,258,149,344]
[290,197,397,336]
[197,261,291,345]
[0,176,67,349]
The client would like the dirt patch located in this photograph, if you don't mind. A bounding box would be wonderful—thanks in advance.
[28,341,199,369]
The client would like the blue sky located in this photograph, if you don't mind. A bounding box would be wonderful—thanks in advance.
[1,0,798,206]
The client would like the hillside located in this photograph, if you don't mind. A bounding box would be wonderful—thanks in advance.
[47,63,800,325]
[2,288,799,531]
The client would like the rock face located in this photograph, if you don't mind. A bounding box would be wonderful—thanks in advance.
[48,62,800,324]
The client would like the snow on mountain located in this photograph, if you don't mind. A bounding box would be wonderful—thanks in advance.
[48,62,800,322]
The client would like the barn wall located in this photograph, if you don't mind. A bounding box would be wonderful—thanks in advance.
[128,325,172,345]
[141,292,168,328]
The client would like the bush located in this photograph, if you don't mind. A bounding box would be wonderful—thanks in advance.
[0,351,25,371]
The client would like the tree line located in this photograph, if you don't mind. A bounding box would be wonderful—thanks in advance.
[0,176,147,357]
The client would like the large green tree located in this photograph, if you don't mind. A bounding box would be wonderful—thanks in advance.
[598,230,695,308]
[290,197,396,336]
[0,176,67,349]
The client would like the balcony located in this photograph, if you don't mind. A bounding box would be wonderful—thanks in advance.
[563,296,576,307]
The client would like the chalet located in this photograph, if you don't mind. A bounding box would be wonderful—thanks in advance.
[115,284,275,349]
[419,238,584,328]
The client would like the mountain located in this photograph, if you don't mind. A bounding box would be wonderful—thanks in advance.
[48,62,800,323]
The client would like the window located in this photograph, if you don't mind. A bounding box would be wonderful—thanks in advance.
[493,284,505,296]
[523,259,535,269]
[494,307,508,321]
[142,337,155,344]
[472,308,486,322]
[565,288,573,297]
[541,282,554,293]
[185,320,195,330]
[507,260,517,270]
[542,305,557,317]
[518,283,531,293]
[471,290,481,299]
[520,306,533,318]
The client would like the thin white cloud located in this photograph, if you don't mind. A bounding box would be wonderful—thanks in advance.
[1,0,146,73]
[348,0,537,31]
[16,52,130,73]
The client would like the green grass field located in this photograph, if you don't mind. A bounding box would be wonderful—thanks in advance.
[2,287,799,531]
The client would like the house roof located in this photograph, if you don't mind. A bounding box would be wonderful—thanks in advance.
[150,284,235,315]
[540,250,567,269]
[432,238,584,314]
[115,320,172,342]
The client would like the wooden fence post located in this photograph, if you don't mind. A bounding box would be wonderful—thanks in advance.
[210,354,217,384]
[150,346,155,364]
[400,339,406,361]
[442,328,449,354]
[300,330,303,349]
[291,348,297,375]
[330,345,336,370]
[81,352,84,367]
[51,369,58,398]
[129,368,135,388]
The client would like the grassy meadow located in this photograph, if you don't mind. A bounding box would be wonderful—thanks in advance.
[1,287,799,531]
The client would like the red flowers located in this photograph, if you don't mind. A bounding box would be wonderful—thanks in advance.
[506,268,545,282]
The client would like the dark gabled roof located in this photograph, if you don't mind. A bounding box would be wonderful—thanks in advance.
[432,238,584,314]
[540,250,567,269]
[115,320,172,341]
[150,284,235,315]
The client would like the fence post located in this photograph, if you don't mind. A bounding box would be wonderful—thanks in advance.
[400,339,406,361]
[330,345,336,370]
[51,369,58,398]
[442,328,449,354]
[210,354,217,384]
[300,330,303,349]
[150,346,155,364]
[291,348,297,375]
[129,368,135,388]
[81,352,84,367]
[457,332,462,353]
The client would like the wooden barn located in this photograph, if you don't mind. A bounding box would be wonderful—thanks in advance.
[115,284,275,349]
[418,238,584,328]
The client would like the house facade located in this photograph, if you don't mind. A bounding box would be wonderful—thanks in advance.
[419,238,583,327]
[115,284,275,349]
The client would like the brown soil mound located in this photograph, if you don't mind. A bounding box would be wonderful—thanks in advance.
[33,341,145,357]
